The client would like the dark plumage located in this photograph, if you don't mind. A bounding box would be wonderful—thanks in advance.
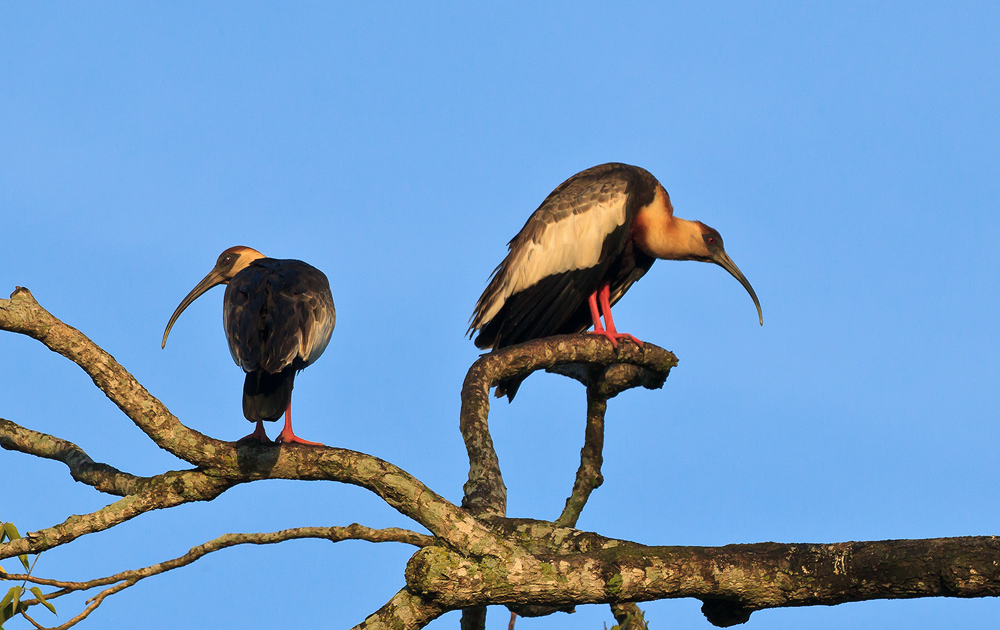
[224,257,335,425]
[163,247,335,444]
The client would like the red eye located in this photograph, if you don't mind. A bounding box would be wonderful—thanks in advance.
[708,237,716,244]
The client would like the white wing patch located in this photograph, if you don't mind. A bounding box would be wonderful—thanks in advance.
[477,195,627,324]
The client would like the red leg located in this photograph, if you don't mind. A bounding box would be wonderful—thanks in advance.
[587,290,605,332]
[588,283,643,348]
[237,420,272,443]
[275,402,323,446]
[587,287,623,346]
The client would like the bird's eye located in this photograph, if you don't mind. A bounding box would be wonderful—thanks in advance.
[708,237,716,244]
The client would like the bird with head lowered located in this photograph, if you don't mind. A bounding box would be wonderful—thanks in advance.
[469,162,762,399]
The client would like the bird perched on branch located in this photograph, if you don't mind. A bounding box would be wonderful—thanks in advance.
[469,162,761,399]
[162,246,335,445]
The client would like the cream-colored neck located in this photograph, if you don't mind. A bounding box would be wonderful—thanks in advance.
[631,187,709,261]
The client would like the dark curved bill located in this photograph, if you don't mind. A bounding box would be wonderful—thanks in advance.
[713,251,763,326]
[161,270,226,348]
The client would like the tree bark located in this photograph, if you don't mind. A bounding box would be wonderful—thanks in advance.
[4,286,999,630]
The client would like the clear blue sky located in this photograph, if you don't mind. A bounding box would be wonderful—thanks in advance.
[2,2,999,629]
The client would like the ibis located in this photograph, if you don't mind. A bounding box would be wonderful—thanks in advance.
[469,163,761,397]
[162,246,335,445]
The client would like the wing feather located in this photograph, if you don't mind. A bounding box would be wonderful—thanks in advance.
[470,164,635,333]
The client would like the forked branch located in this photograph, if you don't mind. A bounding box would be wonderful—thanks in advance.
[6,285,1000,630]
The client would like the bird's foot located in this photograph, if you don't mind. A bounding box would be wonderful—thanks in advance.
[236,423,273,444]
[588,329,644,348]
[275,428,324,446]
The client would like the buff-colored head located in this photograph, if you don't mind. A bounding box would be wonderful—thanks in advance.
[161,246,266,348]
[632,188,762,325]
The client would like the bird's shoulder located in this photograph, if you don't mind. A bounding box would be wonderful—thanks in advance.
[234,259,330,292]
[515,163,654,245]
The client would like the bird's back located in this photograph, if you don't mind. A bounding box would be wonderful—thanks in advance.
[224,258,336,375]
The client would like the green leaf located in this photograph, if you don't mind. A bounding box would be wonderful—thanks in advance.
[1,526,29,571]
[2,524,20,541]
[29,587,57,615]
[0,587,16,612]
[0,587,19,627]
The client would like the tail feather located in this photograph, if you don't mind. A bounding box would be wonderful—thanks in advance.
[495,375,525,401]
[243,368,296,422]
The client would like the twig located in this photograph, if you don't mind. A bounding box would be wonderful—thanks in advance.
[0,470,232,559]
[7,523,436,630]
[0,418,145,496]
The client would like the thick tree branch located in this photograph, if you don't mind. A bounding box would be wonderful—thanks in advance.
[459,355,507,518]
[459,337,676,627]
[0,288,514,559]
[460,336,676,518]
[407,530,1000,625]
[352,587,446,629]
[8,284,999,630]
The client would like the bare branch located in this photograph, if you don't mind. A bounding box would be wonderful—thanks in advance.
[407,533,1000,625]
[29,579,134,630]
[460,336,676,517]
[0,421,505,560]
[459,355,506,517]
[0,287,226,468]
[10,283,999,630]
[0,289,516,559]
[6,523,435,629]
[459,339,676,625]
[0,470,232,559]
[6,523,433,597]
[0,418,144,496]
[556,375,608,527]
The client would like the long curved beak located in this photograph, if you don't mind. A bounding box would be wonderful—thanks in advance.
[161,269,226,348]
[712,251,763,326]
